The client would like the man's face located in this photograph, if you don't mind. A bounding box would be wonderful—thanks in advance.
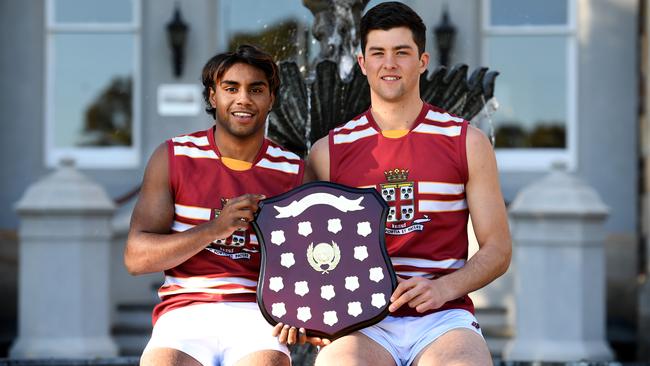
[358,27,429,103]
[209,62,274,139]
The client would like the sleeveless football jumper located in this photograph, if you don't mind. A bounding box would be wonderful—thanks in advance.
[329,103,474,317]
[152,127,304,324]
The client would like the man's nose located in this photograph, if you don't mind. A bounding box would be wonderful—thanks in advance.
[236,91,253,105]
[383,54,397,69]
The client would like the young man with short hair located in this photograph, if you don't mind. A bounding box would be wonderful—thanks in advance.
[125,45,304,366]
[305,2,511,365]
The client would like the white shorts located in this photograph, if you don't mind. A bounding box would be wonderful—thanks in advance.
[142,302,290,366]
[359,309,483,366]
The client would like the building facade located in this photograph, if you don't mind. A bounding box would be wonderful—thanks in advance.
[0,0,644,360]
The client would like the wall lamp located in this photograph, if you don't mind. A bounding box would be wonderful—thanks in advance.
[434,6,456,67]
[167,3,189,78]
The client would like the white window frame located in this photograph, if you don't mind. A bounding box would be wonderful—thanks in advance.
[45,0,142,169]
[482,0,578,172]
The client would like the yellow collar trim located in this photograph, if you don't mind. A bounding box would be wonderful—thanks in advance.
[221,157,253,171]
[382,129,409,138]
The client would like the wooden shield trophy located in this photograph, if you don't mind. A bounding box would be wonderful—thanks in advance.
[253,181,396,339]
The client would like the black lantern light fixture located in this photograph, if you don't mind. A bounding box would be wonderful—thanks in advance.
[166,3,189,78]
[434,5,456,67]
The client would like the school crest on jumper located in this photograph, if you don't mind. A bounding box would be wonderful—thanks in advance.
[380,168,430,235]
[205,197,259,260]
[254,182,396,339]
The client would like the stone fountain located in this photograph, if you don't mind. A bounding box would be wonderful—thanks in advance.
[267,0,499,158]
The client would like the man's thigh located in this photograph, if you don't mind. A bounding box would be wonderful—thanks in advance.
[412,328,492,366]
[140,346,289,366]
[233,350,290,366]
[315,332,396,366]
[140,347,202,366]
[143,302,289,366]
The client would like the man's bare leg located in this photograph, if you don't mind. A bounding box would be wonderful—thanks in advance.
[233,350,290,366]
[412,328,492,366]
[315,332,396,366]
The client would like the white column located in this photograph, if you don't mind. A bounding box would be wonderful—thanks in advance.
[10,160,118,358]
[503,165,614,362]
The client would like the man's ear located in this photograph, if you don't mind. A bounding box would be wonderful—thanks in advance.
[419,52,430,74]
[357,52,367,76]
[209,87,216,108]
[269,93,276,112]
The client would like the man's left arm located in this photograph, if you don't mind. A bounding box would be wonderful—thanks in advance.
[389,126,512,313]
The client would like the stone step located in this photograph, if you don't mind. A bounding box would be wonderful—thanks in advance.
[475,306,513,358]
[112,333,149,357]
[113,303,153,331]
[112,303,154,357]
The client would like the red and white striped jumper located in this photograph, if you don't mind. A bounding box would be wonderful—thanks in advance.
[328,103,474,318]
[152,127,305,325]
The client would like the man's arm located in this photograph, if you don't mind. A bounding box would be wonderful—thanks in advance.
[124,143,264,275]
[304,136,330,182]
[389,126,512,312]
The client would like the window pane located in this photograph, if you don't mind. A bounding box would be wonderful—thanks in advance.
[218,0,318,68]
[487,35,567,148]
[55,0,133,23]
[53,34,133,148]
[490,0,567,26]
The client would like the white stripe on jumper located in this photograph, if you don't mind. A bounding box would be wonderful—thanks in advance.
[159,287,256,296]
[174,145,219,159]
[396,271,435,279]
[418,199,468,212]
[418,182,465,195]
[425,110,464,123]
[171,220,195,232]
[172,135,210,146]
[266,145,300,161]
[175,204,212,220]
[413,123,461,137]
[392,257,466,269]
[333,115,369,132]
[256,158,300,174]
[163,275,257,288]
[333,127,378,144]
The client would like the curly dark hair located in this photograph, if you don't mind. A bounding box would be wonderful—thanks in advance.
[360,1,426,55]
[201,44,280,119]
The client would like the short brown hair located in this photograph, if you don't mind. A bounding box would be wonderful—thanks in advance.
[360,2,426,56]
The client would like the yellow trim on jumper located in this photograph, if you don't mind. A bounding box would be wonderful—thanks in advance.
[222,157,253,171]
[381,130,409,138]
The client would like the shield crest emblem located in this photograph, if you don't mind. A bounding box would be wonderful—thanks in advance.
[253,181,396,339]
